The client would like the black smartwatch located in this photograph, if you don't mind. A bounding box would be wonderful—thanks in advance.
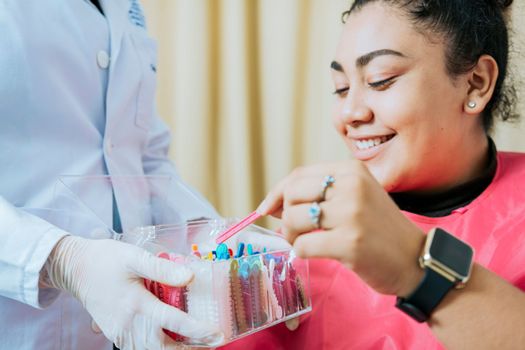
[396,228,474,322]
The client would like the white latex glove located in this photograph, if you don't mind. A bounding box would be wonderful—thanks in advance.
[44,236,224,350]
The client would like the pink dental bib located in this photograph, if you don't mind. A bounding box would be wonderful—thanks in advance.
[222,152,525,350]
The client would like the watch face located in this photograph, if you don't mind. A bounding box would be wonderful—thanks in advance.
[428,228,473,278]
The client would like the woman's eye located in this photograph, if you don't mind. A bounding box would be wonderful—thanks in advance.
[333,87,349,97]
[368,76,396,89]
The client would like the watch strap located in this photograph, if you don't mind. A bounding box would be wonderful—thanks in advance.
[395,267,454,322]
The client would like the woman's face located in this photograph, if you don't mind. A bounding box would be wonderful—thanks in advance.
[332,2,479,193]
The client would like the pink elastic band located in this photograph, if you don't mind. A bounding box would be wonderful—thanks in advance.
[215,211,261,244]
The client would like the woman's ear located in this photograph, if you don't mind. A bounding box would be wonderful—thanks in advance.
[464,54,499,115]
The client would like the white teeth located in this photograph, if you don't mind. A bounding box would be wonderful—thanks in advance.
[355,136,392,150]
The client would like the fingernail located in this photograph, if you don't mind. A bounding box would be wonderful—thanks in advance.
[182,320,224,345]
[286,317,300,331]
[198,331,224,346]
[256,199,268,215]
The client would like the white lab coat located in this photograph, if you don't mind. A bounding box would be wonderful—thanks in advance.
[0,1,216,349]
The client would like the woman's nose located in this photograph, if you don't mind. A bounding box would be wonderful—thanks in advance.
[340,94,373,127]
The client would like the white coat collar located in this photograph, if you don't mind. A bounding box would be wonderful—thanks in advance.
[99,0,126,66]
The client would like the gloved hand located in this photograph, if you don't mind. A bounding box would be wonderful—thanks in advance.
[43,236,224,350]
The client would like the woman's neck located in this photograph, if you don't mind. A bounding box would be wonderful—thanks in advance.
[390,137,497,217]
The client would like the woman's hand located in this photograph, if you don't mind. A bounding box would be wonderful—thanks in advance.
[257,159,425,297]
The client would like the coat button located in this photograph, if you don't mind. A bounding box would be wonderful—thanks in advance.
[97,50,110,69]
[104,137,114,156]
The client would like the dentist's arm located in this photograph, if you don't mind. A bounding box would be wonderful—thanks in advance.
[0,197,67,308]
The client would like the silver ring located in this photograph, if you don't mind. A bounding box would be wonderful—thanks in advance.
[321,175,335,201]
[309,202,322,229]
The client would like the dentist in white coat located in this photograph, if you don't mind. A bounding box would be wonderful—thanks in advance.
[0,0,225,349]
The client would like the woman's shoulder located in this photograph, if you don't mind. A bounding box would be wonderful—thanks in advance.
[496,151,525,176]
[498,151,525,159]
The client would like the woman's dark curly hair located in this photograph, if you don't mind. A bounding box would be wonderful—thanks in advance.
[343,0,518,132]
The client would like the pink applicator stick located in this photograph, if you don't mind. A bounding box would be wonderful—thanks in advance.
[215,211,261,244]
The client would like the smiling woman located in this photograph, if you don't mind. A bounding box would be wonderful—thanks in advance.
[330,1,509,195]
[140,0,525,226]
[223,0,525,349]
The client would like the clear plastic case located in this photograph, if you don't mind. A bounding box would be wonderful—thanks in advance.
[48,175,311,346]
[120,219,311,347]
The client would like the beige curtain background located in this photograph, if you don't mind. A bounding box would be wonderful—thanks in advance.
[141,0,525,223]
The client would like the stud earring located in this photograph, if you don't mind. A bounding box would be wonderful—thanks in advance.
[467,101,477,109]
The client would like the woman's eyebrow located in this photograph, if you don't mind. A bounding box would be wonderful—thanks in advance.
[356,49,406,67]
[330,61,344,72]
[330,49,407,72]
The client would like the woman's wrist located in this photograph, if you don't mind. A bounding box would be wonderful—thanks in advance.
[397,232,426,298]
